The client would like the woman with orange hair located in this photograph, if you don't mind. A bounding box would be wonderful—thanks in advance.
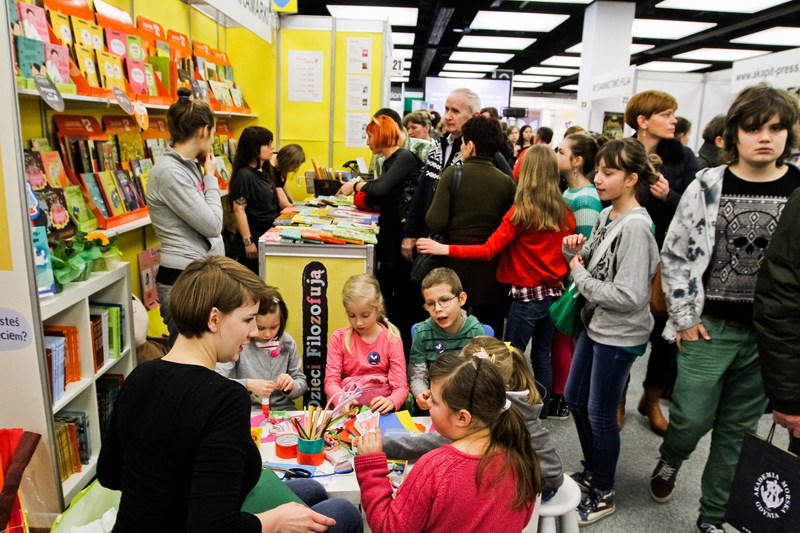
[338,115,422,352]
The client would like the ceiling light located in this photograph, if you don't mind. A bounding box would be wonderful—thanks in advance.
[565,43,655,55]
[513,82,543,88]
[471,11,569,32]
[637,61,712,72]
[438,72,487,79]
[393,49,413,59]
[731,26,800,46]
[390,77,409,83]
[632,19,716,39]
[450,51,514,63]
[561,84,580,90]
[673,48,770,61]
[402,70,411,76]
[542,55,582,67]
[514,74,560,82]
[523,66,579,75]
[326,5,418,26]
[443,63,499,72]
[458,35,536,50]
[656,0,790,13]
[392,32,415,46]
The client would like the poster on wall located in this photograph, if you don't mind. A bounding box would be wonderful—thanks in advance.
[602,112,625,140]
[288,50,323,102]
[346,75,371,110]
[345,112,370,147]
[346,37,372,74]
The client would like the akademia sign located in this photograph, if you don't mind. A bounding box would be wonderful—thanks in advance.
[196,0,274,44]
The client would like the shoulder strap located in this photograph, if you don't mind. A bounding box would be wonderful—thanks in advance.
[444,165,462,235]
[585,213,650,272]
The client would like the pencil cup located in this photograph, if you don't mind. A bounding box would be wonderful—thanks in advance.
[297,438,325,466]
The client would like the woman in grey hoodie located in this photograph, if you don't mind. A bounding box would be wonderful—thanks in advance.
[383,337,564,499]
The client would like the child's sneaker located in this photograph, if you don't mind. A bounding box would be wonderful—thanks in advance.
[568,463,593,493]
[548,394,570,420]
[696,516,726,532]
[577,488,615,525]
[650,457,680,503]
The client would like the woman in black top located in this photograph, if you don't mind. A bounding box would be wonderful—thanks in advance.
[230,127,280,273]
[97,256,362,533]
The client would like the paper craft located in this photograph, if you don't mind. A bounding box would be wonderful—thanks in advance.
[354,410,380,436]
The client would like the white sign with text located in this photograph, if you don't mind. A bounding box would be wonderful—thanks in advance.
[731,47,800,93]
[589,66,636,101]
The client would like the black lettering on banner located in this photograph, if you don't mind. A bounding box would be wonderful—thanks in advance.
[302,261,328,407]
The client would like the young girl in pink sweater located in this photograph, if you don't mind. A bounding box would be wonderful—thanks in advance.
[355,350,541,533]
[324,274,408,414]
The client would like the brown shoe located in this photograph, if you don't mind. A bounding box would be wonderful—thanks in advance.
[638,385,669,436]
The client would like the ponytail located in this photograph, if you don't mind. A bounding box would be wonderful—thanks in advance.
[167,91,215,144]
[486,404,542,509]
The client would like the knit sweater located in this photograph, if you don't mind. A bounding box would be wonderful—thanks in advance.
[146,147,224,270]
[383,390,564,491]
[355,446,534,533]
[324,325,408,411]
[408,314,486,397]
[215,332,307,411]
[563,185,602,239]
[448,205,574,288]
[564,207,659,346]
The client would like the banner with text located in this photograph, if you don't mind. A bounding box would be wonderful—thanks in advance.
[197,0,274,44]
[589,65,636,101]
[732,47,800,93]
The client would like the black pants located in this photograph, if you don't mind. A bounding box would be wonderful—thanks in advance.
[377,256,426,361]
[644,314,678,391]
[790,434,800,456]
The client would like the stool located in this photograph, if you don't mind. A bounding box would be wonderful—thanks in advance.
[524,475,582,533]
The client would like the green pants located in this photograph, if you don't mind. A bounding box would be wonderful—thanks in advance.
[659,318,767,524]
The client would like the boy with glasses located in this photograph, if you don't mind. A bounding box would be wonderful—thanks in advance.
[409,268,488,410]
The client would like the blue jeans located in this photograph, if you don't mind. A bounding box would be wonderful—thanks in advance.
[285,479,363,533]
[504,296,557,417]
[564,331,637,491]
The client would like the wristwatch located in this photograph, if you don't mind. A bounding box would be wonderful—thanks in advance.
[243,236,253,246]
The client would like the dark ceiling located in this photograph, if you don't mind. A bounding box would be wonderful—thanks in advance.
[294,0,800,94]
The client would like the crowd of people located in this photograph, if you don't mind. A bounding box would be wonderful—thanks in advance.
[97,81,800,532]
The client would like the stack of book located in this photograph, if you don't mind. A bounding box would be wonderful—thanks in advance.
[263,201,380,246]
[43,324,81,389]
[53,419,82,481]
[54,410,90,465]
[43,336,66,403]
[90,302,124,360]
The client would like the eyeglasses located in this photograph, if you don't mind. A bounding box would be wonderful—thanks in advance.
[422,295,458,312]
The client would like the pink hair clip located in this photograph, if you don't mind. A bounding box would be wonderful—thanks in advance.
[473,349,491,360]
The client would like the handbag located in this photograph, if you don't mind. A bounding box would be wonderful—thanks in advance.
[725,423,800,532]
[409,165,462,285]
[650,265,667,316]
[549,213,651,337]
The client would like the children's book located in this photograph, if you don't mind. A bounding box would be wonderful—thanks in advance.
[40,151,70,188]
[95,137,120,172]
[230,86,244,108]
[209,80,232,106]
[143,63,158,95]
[149,145,166,163]
[126,59,148,95]
[31,225,55,297]
[73,44,99,86]
[137,247,160,310]
[30,137,52,151]
[48,10,72,46]
[24,150,47,190]
[70,16,103,51]
[116,132,146,163]
[63,185,97,232]
[44,43,70,84]
[15,35,45,78]
[104,28,127,58]
[96,50,125,90]
[129,160,146,201]
[126,34,145,62]
[113,169,143,211]
[95,170,126,216]
[17,2,48,43]
[190,80,209,102]
[35,186,77,240]
[79,172,110,217]
[155,39,170,58]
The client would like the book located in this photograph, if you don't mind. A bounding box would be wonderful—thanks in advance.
[126,34,145,61]
[15,35,45,78]
[43,336,66,402]
[79,173,110,217]
[43,324,81,384]
[209,80,232,106]
[137,247,160,310]
[95,137,120,171]
[126,59,148,95]
[96,50,125,90]
[230,86,244,108]
[91,304,120,359]
[17,2,48,43]
[116,132,146,163]
[44,43,69,84]
[70,16,103,51]
[56,410,90,464]
[63,185,97,232]
[24,150,47,190]
[215,155,232,183]
[113,169,143,211]
[155,39,170,58]
[104,28,127,58]
[35,186,77,240]
[95,170,126,216]
[48,10,73,46]
[602,111,625,140]
[190,80,209,102]
[92,301,124,354]
[73,44,99,86]
[30,136,52,151]
[39,151,70,188]
[143,63,157,95]
[31,226,55,297]
[89,313,106,372]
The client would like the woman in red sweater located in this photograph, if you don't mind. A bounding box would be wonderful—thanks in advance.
[355,350,541,533]
[417,145,575,417]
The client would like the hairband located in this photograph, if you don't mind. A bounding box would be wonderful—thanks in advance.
[178,94,190,100]
[504,341,513,351]
[502,398,512,412]
[473,348,496,363]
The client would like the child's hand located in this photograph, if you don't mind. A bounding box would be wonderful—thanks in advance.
[415,391,431,410]
[416,238,448,256]
[569,254,585,270]
[370,396,395,415]
[247,379,276,398]
[563,234,586,251]
[357,428,383,455]
[275,373,294,392]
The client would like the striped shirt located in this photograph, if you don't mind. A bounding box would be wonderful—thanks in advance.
[563,184,602,239]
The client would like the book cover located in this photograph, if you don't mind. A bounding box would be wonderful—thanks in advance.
[155,39,170,58]
[195,55,205,80]
[104,28,127,58]
[15,35,45,78]
[125,59,148,95]
[95,137,119,171]
[76,138,93,174]
[73,44,99,86]
[209,80,232,106]
[126,34,145,61]
[137,247,160,310]
[17,2,48,43]
[63,185,97,232]
[129,160,146,202]
[44,325,81,384]
[116,132,146,163]
[143,63,157,95]
[44,43,69,84]
[30,136,52,151]
[149,145,166,163]
[190,80,209,102]
[602,112,625,140]
[56,411,90,464]
[48,10,72,46]
[230,86,244,108]
[40,151,70,188]
[31,225,55,297]
[113,169,143,211]
[35,186,77,239]
[96,50,125,90]
[70,16,103,51]
[24,150,47,190]
[95,170,126,216]
[91,304,119,359]
[79,173,110,218]
[204,60,217,82]
[89,314,106,372]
